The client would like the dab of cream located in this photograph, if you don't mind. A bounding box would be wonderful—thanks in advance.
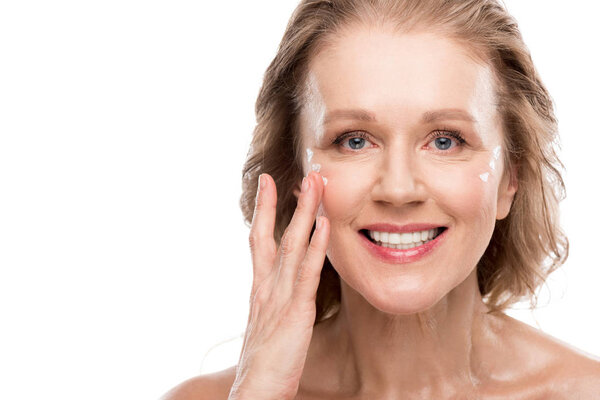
[311,163,321,172]
[322,176,328,186]
[306,148,313,163]
[479,172,490,182]
[489,159,496,170]
[493,145,501,160]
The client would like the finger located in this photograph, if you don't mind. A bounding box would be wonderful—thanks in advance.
[275,171,324,293]
[248,173,278,294]
[293,216,330,302]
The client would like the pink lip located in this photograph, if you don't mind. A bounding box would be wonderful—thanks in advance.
[358,226,449,264]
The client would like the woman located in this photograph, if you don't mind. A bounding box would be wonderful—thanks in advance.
[165,0,600,398]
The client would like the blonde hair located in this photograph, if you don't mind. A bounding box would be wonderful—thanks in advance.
[240,0,568,323]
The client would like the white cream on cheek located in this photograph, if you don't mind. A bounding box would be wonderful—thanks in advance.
[479,145,502,182]
[306,148,313,163]
[305,147,328,185]
[493,144,501,159]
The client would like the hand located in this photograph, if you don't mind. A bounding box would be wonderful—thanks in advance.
[228,171,330,400]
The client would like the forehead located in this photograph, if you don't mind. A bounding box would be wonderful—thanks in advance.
[300,28,498,130]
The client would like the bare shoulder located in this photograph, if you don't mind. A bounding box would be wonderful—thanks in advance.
[496,313,600,398]
[160,365,237,400]
[547,342,600,399]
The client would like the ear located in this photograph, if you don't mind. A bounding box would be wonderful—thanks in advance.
[496,163,518,220]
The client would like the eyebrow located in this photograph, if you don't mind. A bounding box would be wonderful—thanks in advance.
[323,108,477,124]
[421,108,477,124]
[323,109,377,124]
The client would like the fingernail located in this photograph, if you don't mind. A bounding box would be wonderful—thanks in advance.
[301,176,310,193]
[259,174,266,190]
[256,174,263,203]
[316,216,323,230]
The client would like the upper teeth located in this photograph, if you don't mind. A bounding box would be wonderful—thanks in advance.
[369,228,439,244]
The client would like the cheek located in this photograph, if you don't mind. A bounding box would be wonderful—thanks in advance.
[313,151,501,230]
[423,161,499,228]
[319,162,372,221]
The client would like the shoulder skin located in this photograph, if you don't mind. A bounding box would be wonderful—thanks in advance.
[160,366,237,400]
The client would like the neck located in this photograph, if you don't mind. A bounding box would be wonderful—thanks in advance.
[322,268,493,397]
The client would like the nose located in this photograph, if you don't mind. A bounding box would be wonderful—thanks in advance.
[370,144,428,207]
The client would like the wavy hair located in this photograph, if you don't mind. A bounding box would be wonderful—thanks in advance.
[239,0,568,323]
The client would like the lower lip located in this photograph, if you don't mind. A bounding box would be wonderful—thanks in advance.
[358,228,448,264]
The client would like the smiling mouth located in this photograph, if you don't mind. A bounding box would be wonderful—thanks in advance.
[359,227,447,250]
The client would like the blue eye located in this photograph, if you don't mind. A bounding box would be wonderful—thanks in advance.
[347,137,366,149]
[434,137,453,150]
[333,131,372,151]
[429,130,466,152]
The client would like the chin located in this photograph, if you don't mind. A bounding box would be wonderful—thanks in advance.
[361,283,445,316]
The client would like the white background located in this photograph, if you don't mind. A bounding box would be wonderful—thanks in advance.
[1,1,598,399]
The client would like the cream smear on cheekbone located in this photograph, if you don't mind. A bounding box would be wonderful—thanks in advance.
[479,145,502,182]
[306,148,314,163]
[493,145,501,160]
[305,147,328,186]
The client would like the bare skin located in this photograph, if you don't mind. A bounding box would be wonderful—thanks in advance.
[161,27,600,400]
[162,317,600,399]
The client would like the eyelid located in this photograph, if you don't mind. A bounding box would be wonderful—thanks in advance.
[430,127,465,139]
[332,131,370,143]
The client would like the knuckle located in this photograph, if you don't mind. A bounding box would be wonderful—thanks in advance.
[295,265,309,286]
[248,231,260,251]
[279,230,296,256]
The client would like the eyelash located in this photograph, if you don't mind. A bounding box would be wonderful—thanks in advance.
[332,129,467,152]
[429,129,467,147]
[332,131,371,146]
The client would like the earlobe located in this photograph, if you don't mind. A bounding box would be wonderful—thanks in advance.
[496,163,518,220]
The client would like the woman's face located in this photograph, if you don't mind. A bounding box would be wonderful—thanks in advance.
[298,28,517,314]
